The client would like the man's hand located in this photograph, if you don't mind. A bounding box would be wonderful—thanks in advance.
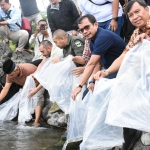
[28,88,38,98]
[71,67,84,77]
[72,30,77,36]
[134,33,150,44]
[51,58,60,63]
[93,70,108,80]
[71,87,82,100]
[88,82,95,91]
[109,20,118,32]
[30,73,34,77]
[35,26,40,33]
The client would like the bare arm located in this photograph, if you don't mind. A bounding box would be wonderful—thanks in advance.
[79,55,100,85]
[109,0,119,32]
[94,53,125,80]
[28,84,43,98]
[0,21,9,25]
[32,57,47,76]
[88,61,102,91]
[92,61,101,76]
[0,82,12,101]
[71,55,100,100]
[108,53,125,74]
[72,56,85,65]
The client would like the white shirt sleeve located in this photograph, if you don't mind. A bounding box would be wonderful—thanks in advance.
[29,34,36,44]
[78,1,88,16]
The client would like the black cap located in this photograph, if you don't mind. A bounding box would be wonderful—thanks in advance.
[2,59,16,74]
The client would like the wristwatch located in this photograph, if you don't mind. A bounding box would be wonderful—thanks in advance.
[104,69,111,75]
[78,84,83,88]
[89,80,95,84]
[112,17,118,21]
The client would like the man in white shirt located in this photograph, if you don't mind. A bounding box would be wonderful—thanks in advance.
[78,0,123,35]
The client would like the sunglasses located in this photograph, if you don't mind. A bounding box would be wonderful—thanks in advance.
[78,24,91,33]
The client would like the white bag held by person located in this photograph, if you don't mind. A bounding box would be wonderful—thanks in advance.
[80,78,124,150]
[0,90,21,121]
[62,91,91,150]
[18,76,37,123]
[35,56,76,114]
[106,40,150,132]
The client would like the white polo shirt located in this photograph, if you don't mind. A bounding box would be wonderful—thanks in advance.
[78,0,123,23]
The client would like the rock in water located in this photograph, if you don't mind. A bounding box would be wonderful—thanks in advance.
[133,132,150,150]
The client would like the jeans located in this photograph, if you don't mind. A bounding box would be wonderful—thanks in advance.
[98,16,124,36]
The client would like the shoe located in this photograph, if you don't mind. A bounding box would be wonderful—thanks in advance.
[141,132,150,146]
[24,49,34,54]
[61,130,67,141]
[122,130,142,150]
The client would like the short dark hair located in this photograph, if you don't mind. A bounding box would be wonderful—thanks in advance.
[52,29,67,38]
[0,0,9,3]
[38,19,47,25]
[39,40,52,48]
[125,0,147,13]
[77,14,97,25]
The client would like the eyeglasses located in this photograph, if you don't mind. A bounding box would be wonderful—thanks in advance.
[78,24,91,33]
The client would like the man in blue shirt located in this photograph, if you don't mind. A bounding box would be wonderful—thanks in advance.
[71,14,140,150]
[0,0,28,57]
[71,14,126,98]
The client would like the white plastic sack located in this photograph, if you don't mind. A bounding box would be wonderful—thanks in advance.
[62,91,91,150]
[34,56,76,114]
[106,40,150,132]
[0,90,21,121]
[18,76,37,123]
[80,78,124,150]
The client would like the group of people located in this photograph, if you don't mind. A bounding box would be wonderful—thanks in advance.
[1,0,150,149]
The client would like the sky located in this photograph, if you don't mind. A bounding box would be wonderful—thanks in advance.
[9,0,50,11]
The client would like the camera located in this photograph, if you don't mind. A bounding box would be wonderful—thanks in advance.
[40,24,46,30]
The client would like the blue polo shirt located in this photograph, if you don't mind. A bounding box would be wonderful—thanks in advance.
[90,27,126,69]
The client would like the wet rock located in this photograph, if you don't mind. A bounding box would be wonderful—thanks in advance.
[133,132,150,150]
[47,112,66,127]
[42,90,52,120]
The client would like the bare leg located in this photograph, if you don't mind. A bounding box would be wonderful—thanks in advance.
[33,106,43,126]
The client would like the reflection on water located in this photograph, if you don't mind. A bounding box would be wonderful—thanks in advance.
[0,121,79,150]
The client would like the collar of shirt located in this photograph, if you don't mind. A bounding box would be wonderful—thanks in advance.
[138,20,150,35]
[50,0,61,10]
[66,34,71,46]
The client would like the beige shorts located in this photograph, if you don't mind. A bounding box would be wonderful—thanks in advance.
[36,87,45,107]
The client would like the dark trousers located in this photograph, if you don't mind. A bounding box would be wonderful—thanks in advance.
[0,82,22,105]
